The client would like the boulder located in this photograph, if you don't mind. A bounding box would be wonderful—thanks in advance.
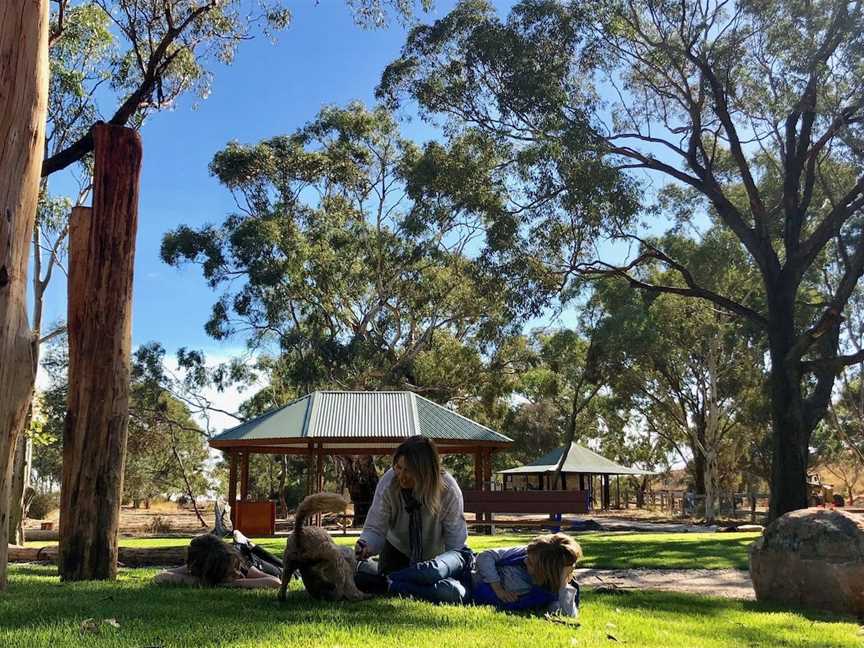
[749,508,864,616]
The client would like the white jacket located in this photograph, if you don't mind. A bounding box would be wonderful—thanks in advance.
[359,468,468,561]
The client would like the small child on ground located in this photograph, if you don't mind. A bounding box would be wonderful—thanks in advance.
[153,533,281,589]
[471,532,582,616]
[358,532,582,618]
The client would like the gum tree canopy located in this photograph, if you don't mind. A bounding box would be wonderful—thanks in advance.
[378,0,864,520]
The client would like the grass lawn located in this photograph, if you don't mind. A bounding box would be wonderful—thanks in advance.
[28,531,761,570]
[2,563,860,648]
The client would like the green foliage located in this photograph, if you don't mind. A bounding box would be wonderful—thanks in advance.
[124,382,211,506]
[162,103,511,396]
[31,337,215,503]
[589,230,770,491]
[26,492,60,521]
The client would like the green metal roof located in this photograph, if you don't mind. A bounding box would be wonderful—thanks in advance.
[497,442,652,476]
[209,391,512,446]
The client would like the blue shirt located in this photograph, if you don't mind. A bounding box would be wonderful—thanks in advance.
[471,546,579,616]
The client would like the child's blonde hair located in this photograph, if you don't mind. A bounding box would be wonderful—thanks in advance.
[526,532,583,591]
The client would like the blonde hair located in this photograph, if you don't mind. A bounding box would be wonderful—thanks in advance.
[526,533,583,591]
[392,436,444,513]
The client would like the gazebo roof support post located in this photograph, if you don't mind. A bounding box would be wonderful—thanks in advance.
[227,451,238,527]
[304,442,314,497]
[240,452,250,502]
[315,443,324,527]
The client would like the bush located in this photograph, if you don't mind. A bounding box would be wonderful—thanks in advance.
[28,492,59,520]
[148,515,172,534]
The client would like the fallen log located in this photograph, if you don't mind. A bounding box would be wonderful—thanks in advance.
[23,528,59,541]
[9,545,187,567]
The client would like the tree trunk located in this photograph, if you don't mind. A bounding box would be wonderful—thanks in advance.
[635,476,646,508]
[8,433,33,545]
[0,0,49,591]
[341,456,378,526]
[703,451,717,524]
[691,448,707,496]
[59,123,141,581]
[766,290,815,522]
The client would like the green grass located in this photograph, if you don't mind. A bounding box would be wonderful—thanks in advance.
[28,531,761,570]
[2,564,860,648]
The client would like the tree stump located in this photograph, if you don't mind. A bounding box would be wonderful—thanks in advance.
[59,123,142,581]
[0,0,49,591]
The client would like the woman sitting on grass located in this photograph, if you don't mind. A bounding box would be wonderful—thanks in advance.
[153,534,281,589]
[354,436,468,573]
[361,532,582,618]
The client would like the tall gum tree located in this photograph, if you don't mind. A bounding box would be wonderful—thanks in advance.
[0,0,49,590]
[378,0,864,520]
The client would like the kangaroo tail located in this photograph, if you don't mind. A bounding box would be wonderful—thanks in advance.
[293,492,349,537]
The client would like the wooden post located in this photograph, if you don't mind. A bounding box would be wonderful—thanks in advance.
[240,452,250,501]
[228,451,238,527]
[602,475,610,510]
[474,449,483,491]
[315,445,324,526]
[305,444,314,496]
[482,448,494,533]
[60,123,142,581]
[0,0,49,591]
[616,475,621,509]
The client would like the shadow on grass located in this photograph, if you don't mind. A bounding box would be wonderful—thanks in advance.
[4,565,474,646]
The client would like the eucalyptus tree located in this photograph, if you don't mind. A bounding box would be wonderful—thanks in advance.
[378,0,864,519]
[162,103,509,390]
[162,103,511,514]
[590,229,768,521]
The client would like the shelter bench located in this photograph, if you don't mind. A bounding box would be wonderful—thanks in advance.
[463,489,590,533]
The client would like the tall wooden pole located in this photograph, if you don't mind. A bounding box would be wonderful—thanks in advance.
[227,451,238,527]
[240,452,250,501]
[482,448,493,530]
[0,0,49,591]
[59,123,141,581]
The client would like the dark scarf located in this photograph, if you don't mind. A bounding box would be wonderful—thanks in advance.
[400,488,423,564]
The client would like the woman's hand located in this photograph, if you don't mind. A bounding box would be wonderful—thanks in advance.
[355,539,372,561]
[491,581,520,603]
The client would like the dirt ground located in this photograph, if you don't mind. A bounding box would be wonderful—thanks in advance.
[28,500,215,536]
[576,568,754,600]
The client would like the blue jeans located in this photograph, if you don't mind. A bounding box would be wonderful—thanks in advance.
[387,549,469,604]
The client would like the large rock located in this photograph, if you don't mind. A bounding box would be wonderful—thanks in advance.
[749,508,864,616]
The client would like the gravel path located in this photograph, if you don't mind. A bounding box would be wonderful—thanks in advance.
[575,568,754,600]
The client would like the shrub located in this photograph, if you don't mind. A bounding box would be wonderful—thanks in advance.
[148,515,172,534]
[28,492,59,520]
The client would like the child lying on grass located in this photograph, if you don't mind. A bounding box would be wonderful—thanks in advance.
[355,532,582,618]
[153,534,281,589]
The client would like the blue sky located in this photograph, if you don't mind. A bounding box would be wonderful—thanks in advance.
[43,0,524,361]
